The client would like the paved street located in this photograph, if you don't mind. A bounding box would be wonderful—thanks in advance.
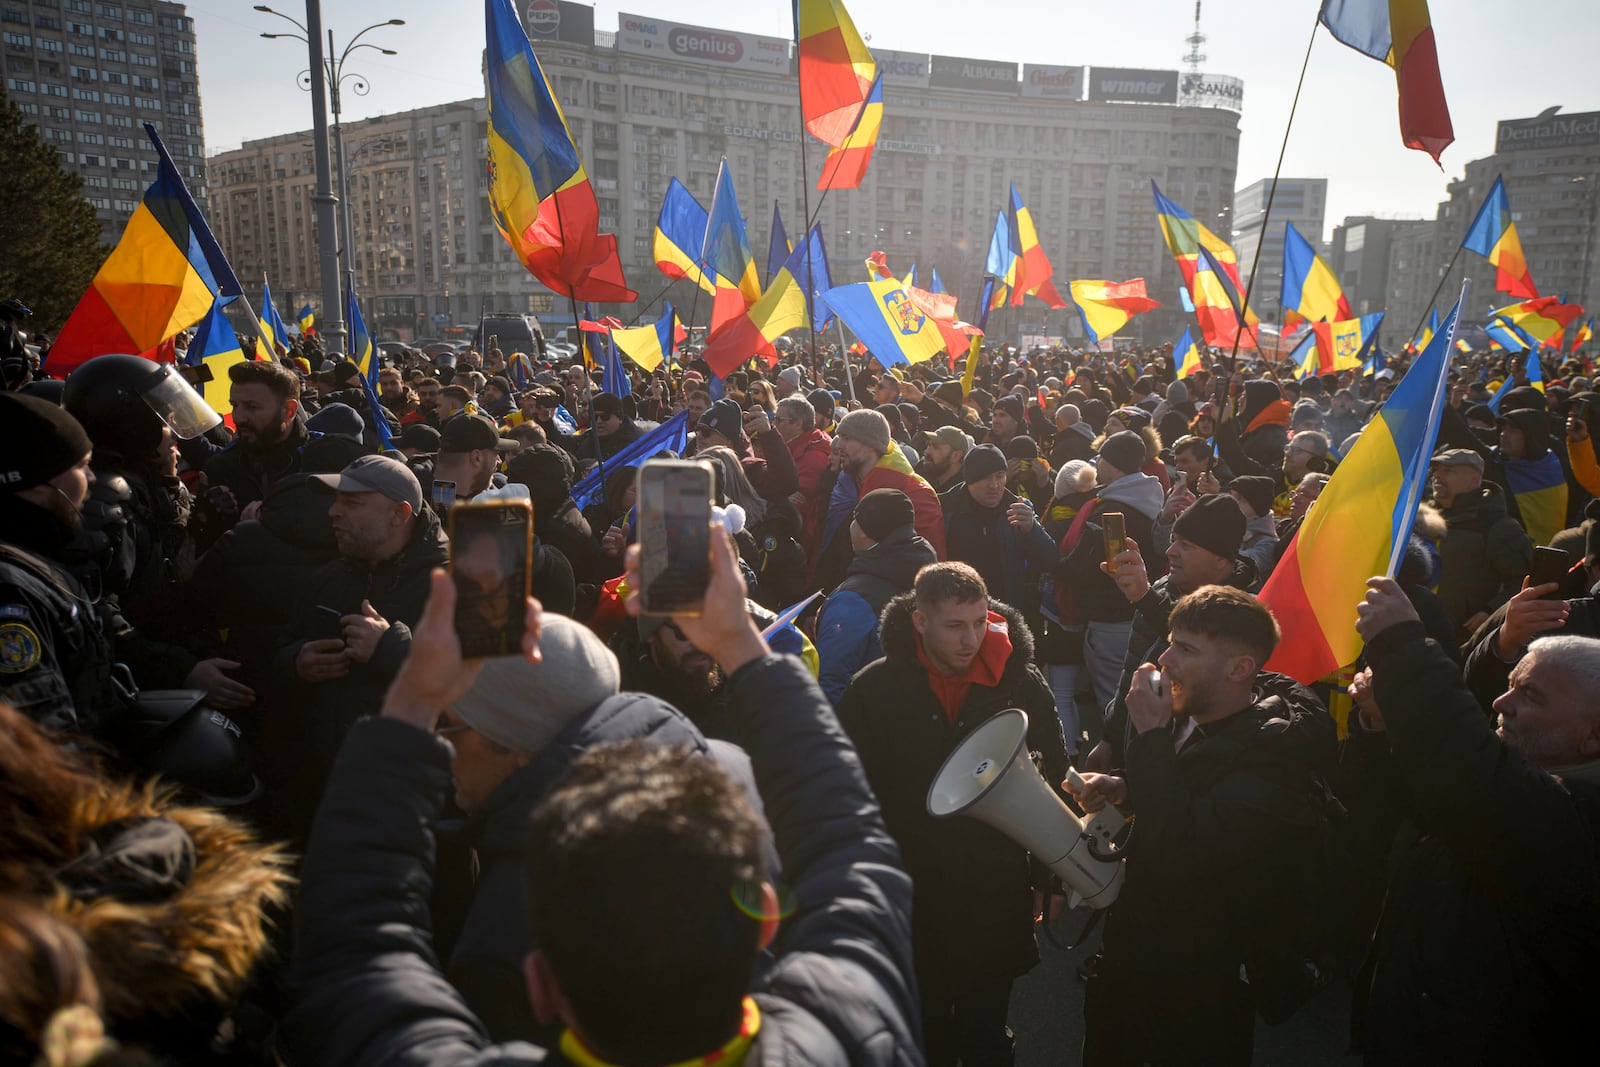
[1007,913,1359,1066]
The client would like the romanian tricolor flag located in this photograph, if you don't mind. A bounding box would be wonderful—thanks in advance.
[1152,181,1258,349]
[1281,220,1352,332]
[930,267,949,295]
[1491,296,1586,349]
[794,0,877,147]
[817,72,883,192]
[611,302,683,374]
[985,185,1067,310]
[1311,313,1385,374]
[701,159,763,338]
[1320,0,1453,162]
[703,226,832,377]
[1292,331,1321,381]
[654,178,714,295]
[818,276,946,367]
[185,300,249,417]
[1573,316,1595,353]
[1174,327,1204,379]
[485,0,633,302]
[259,278,292,358]
[297,304,315,335]
[1462,176,1538,299]
[1261,292,1463,685]
[1067,279,1162,345]
[347,287,392,451]
[47,124,242,375]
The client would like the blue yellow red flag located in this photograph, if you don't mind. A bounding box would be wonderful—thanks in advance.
[703,226,832,377]
[818,72,883,191]
[818,277,946,367]
[611,302,680,374]
[1573,315,1594,353]
[1491,296,1585,348]
[794,0,877,147]
[1174,327,1203,379]
[1151,180,1258,349]
[1006,184,1068,308]
[655,178,714,295]
[185,300,248,416]
[701,159,762,337]
[1068,279,1162,345]
[47,124,243,374]
[930,267,949,295]
[259,277,291,357]
[346,286,392,450]
[485,0,633,302]
[1319,0,1453,162]
[1261,287,1464,686]
[1281,220,1353,330]
[1462,176,1537,299]
[297,303,315,334]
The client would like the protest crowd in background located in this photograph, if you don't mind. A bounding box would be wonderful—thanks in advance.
[4,299,1600,1066]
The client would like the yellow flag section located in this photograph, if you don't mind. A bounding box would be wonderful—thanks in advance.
[818,277,946,367]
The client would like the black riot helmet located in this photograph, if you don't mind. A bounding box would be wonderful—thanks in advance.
[63,354,221,460]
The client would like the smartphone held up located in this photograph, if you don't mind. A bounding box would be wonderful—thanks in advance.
[637,458,714,616]
[449,499,533,659]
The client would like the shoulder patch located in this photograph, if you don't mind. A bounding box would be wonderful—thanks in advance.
[0,622,43,674]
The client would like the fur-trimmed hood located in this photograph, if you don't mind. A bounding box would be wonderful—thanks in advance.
[0,715,291,1050]
[876,592,1036,689]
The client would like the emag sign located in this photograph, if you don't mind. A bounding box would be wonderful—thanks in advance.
[930,54,1019,94]
[1089,66,1178,104]
[617,12,789,73]
[1496,110,1600,153]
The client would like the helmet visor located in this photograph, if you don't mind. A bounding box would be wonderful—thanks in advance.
[140,363,221,439]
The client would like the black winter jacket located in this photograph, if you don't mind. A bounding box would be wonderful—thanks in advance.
[1095,673,1334,1060]
[202,417,310,509]
[1354,620,1600,1064]
[283,654,923,1067]
[838,595,1067,993]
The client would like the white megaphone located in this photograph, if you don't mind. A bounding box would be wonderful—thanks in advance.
[928,708,1127,910]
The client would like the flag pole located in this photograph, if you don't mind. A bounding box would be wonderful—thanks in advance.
[549,183,607,507]
[1226,8,1323,376]
[791,12,822,384]
[1405,245,1467,356]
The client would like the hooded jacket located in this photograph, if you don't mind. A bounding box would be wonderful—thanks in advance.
[814,529,938,703]
[1093,673,1335,1061]
[785,426,834,554]
[284,655,921,1067]
[1352,619,1600,1064]
[838,595,1066,993]
[1058,471,1167,624]
[202,415,311,510]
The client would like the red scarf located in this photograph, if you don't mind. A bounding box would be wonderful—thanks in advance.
[916,610,1013,723]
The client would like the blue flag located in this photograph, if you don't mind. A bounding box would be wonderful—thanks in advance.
[600,331,631,397]
[766,201,791,287]
[570,410,690,511]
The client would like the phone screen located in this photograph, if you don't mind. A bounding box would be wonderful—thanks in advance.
[1102,512,1127,574]
[432,480,457,509]
[638,459,713,616]
[449,500,533,659]
[1528,546,1570,599]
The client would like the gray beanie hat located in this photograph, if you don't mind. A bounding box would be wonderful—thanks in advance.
[451,615,622,755]
[1098,430,1148,478]
[835,408,891,454]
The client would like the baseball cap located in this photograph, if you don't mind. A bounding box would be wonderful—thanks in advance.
[1431,448,1484,472]
[440,412,519,454]
[931,425,974,453]
[308,454,424,513]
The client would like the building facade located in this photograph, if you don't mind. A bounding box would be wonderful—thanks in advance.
[207,3,1245,343]
[1230,177,1328,320]
[1327,216,1433,322]
[2,0,203,242]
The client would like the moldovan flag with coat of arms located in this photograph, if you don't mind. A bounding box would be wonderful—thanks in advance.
[1260,291,1463,685]
[818,277,945,367]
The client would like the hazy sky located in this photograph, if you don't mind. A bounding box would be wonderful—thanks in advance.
[195,0,1598,241]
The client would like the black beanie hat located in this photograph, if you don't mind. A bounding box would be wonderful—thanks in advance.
[1002,435,1039,461]
[854,488,916,543]
[1172,493,1246,562]
[0,392,93,492]
[1228,475,1276,519]
[962,443,1008,483]
[1098,430,1147,478]
[697,397,744,443]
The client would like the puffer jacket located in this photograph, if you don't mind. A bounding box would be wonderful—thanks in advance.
[284,654,922,1066]
[1353,619,1600,1064]
[786,426,834,555]
[202,416,310,510]
[939,483,1059,610]
[815,529,938,703]
[838,595,1065,994]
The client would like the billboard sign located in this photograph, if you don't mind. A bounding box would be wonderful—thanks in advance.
[617,12,789,73]
[1021,63,1084,100]
[929,54,1018,94]
[1178,72,1244,112]
[523,0,595,45]
[1496,109,1600,152]
[1088,66,1178,104]
[876,48,929,87]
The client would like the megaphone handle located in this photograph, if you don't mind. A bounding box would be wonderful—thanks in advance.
[1043,901,1110,952]
[1064,767,1133,825]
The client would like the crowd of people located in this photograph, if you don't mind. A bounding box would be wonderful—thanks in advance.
[2,306,1599,1066]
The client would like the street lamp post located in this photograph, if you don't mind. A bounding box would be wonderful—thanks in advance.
[256,5,402,356]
